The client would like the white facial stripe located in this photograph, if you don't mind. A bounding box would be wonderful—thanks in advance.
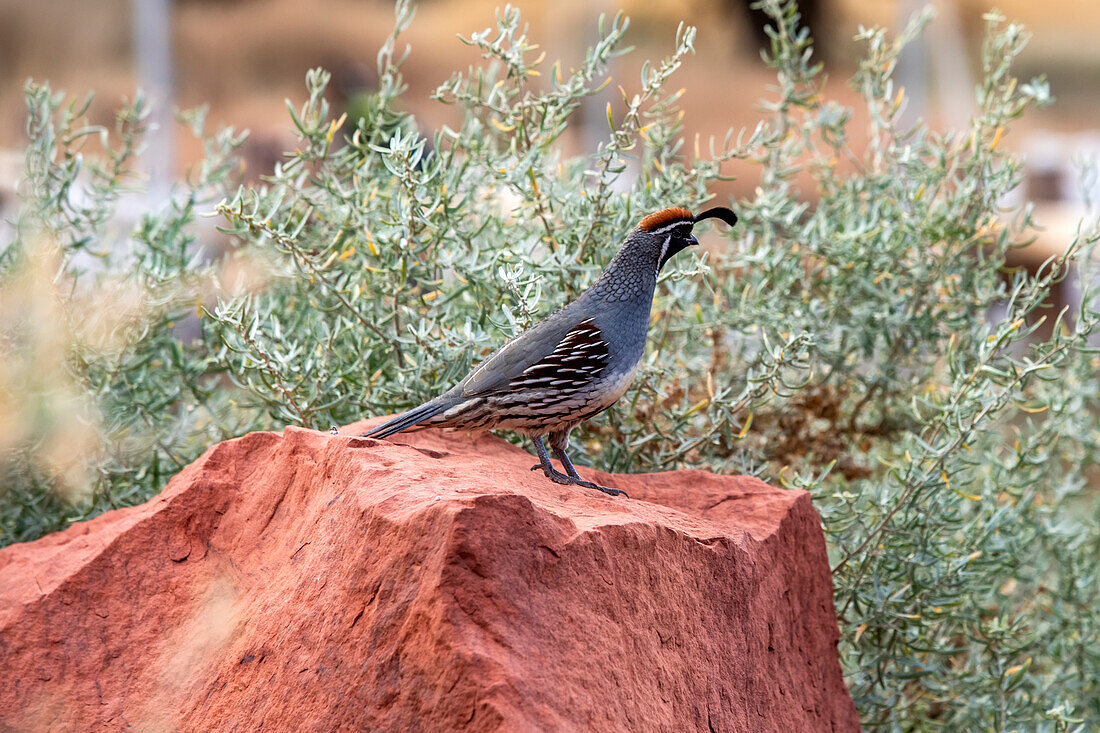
[651,222,691,237]
[658,235,671,274]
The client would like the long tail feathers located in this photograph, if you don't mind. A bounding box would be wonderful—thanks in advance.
[360,399,450,439]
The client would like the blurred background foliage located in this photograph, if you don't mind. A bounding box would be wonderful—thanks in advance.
[2,0,1099,728]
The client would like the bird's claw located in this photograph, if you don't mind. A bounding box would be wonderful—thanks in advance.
[575,479,628,498]
[530,463,627,497]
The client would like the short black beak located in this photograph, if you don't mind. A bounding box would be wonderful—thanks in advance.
[685,234,699,247]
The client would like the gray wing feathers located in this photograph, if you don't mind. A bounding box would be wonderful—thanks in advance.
[461,313,578,397]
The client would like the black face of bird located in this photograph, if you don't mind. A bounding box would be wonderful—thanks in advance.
[654,206,738,273]
[657,224,698,272]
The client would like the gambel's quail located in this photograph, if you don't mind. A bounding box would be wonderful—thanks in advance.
[361,206,738,497]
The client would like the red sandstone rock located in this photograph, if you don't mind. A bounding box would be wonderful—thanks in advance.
[0,423,859,731]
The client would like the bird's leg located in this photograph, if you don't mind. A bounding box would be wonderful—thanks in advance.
[530,436,576,485]
[552,446,628,498]
[549,431,628,498]
[528,435,627,498]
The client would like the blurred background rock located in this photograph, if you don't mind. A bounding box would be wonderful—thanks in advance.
[1,0,1098,257]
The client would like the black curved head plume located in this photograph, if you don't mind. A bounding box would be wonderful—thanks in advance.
[637,205,739,272]
[692,206,738,229]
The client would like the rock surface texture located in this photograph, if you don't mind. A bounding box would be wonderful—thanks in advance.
[0,422,859,732]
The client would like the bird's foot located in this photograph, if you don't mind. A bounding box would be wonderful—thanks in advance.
[571,477,628,498]
[529,463,628,498]
[530,462,572,483]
